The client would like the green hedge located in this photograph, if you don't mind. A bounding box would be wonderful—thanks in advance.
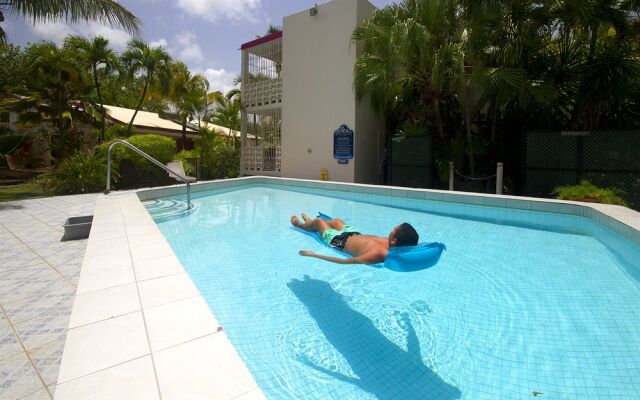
[97,134,176,175]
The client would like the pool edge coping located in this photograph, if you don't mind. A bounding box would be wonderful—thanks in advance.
[54,190,265,400]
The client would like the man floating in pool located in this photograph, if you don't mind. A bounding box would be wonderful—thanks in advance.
[290,213,419,265]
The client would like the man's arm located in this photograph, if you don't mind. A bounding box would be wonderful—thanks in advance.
[299,250,384,265]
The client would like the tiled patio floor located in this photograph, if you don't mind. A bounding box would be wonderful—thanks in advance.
[0,194,98,400]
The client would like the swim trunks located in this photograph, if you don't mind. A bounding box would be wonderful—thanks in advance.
[321,225,361,249]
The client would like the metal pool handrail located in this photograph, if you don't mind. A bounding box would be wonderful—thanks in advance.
[105,139,192,209]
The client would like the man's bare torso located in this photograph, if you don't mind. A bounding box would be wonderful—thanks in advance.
[343,234,388,262]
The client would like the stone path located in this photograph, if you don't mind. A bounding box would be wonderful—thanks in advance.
[0,194,98,400]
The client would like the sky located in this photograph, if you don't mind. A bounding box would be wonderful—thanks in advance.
[4,0,397,94]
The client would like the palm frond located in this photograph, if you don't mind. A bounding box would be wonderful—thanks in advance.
[5,0,141,36]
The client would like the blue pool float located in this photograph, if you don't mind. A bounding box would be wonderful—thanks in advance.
[297,213,446,272]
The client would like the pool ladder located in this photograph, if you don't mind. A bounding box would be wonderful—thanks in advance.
[105,139,192,209]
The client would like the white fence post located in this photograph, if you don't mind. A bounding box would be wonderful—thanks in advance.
[496,162,504,195]
[448,161,454,191]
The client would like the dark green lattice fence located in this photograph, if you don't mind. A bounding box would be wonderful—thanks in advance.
[523,131,640,209]
[390,136,433,188]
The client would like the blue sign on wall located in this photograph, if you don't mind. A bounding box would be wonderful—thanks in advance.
[333,124,354,161]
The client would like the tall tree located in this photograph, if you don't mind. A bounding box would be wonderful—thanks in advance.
[208,89,241,145]
[167,61,208,150]
[0,44,24,96]
[0,0,140,44]
[352,0,638,177]
[64,35,119,141]
[121,39,172,135]
[0,42,94,158]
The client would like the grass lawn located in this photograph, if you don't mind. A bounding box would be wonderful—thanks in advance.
[0,182,48,202]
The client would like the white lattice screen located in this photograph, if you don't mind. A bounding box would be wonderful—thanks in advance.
[243,108,281,173]
[241,34,283,175]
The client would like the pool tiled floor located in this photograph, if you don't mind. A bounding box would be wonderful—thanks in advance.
[1,177,638,400]
[0,194,98,400]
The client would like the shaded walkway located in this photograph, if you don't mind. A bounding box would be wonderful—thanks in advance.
[288,276,461,400]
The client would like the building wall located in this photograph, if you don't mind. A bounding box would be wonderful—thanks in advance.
[354,0,385,184]
[354,95,384,184]
[281,0,382,183]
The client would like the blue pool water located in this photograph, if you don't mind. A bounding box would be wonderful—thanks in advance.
[148,185,640,399]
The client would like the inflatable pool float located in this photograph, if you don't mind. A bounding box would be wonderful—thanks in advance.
[294,213,445,272]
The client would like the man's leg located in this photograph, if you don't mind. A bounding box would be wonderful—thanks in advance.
[300,214,344,233]
[327,219,345,230]
[291,215,330,234]
[301,214,344,231]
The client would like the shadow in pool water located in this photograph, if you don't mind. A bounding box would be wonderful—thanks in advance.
[287,276,461,400]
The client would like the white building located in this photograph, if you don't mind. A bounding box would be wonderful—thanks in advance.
[240,0,384,184]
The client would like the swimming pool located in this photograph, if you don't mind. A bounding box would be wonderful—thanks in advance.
[146,183,640,400]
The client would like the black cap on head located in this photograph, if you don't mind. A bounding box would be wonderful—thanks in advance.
[396,223,419,247]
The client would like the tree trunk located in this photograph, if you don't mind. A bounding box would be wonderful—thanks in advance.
[55,87,67,159]
[92,65,106,142]
[433,97,445,139]
[229,128,239,147]
[465,107,476,176]
[588,24,598,61]
[181,115,187,151]
[489,99,498,145]
[128,79,149,136]
[58,113,66,159]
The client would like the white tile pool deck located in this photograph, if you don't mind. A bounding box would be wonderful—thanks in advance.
[0,194,98,400]
[1,176,639,400]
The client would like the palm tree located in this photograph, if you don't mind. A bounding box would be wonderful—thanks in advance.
[544,0,640,129]
[168,61,208,150]
[0,42,95,158]
[64,35,119,141]
[121,39,172,135]
[255,24,282,38]
[208,89,241,146]
[352,1,465,138]
[352,0,467,174]
[353,0,555,175]
[0,0,140,45]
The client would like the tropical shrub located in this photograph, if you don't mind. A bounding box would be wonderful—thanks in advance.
[36,151,108,195]
[97,134,176,174]
[195,130,239,179]
[103,124,131,141]
[552,181,627,206]
[174,149,197,175]
[0,126,28,156]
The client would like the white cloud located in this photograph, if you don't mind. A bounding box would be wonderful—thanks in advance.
[83,23,131,49]
[29,21,132,49]
[149,38,168,49]
[175,0,262,23]
[175,32,204,63]
[202,68,237,94]
[31,22,74,44]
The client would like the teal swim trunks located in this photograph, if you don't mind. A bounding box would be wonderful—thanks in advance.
[321,225,361,249]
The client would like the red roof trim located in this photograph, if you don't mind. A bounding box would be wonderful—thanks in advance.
[241,31,283,50]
